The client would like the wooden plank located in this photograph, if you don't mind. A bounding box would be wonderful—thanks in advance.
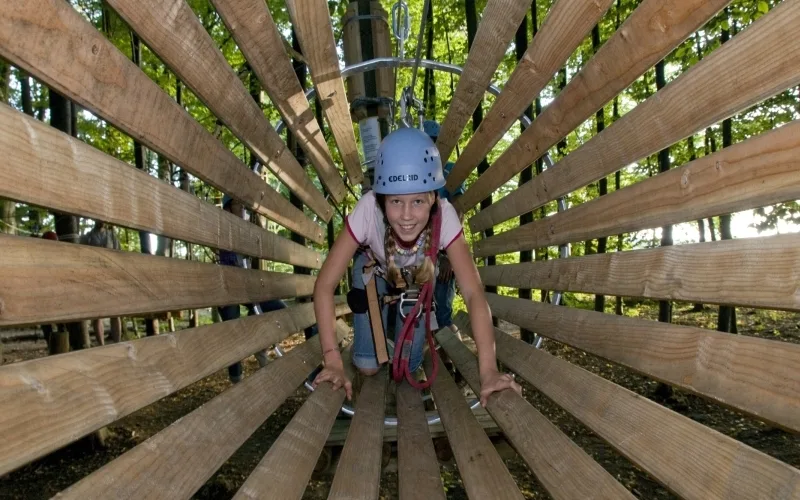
[57,325,350,500]
[485,293,800,434]
[209,0,347,204]
[105,0,332,221]
[328,367,387,499]
[440,321,633,500]
[286,0,364,186]
[474,309,800,500]
[0,103,322,270]
[425,351,524,500]
[233,336,353,500]
[435,0,530,163]
[0,0,324,244]
[453,0,730,208]
[0,300,350,476]
[472,121,800,256]
[0,234,315,325]
[445,0,615,192]
[480,234,800,311]
[396,380,446,500]
[468,0,800,232]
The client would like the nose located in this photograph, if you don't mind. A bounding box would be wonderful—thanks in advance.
[400,203,413,220]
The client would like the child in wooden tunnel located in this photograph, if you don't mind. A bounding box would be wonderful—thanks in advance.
[312,127,521,406]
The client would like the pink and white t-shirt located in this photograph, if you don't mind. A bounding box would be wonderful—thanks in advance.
[345,191,464,270]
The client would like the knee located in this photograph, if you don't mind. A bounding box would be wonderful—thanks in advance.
[358,367,380,377]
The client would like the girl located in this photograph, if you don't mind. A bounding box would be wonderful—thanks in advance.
[312,127,520,406]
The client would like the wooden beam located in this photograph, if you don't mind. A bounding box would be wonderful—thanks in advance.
[453,0,730,209]
[468,0,800,232]
[328,367,388,499]
[286,0,364,186]
[233,335,353,500]
[440,322,634,500]
[57,325,350,499]
[0,235,315,326]
[0,0,324,243]
[485,293,800,434]
[480,234,800,311]
[425,351,524,500]
[103,0,333,221]
[445,0,615,192]
[0,104,322,270]
[475,311,800,500]
[0,301,350,476]
[472,121,800,256]
[396,380,445,500]
[209,0,347,205]
[435,0,530,163]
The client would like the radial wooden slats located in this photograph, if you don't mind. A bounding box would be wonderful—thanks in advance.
[469,0,800,232]
[396,380,445,500]
[0,301,350,476]
[210,0,347,204]
[286,0,364,186]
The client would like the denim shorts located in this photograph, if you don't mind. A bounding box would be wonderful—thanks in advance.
[350,252,436,372]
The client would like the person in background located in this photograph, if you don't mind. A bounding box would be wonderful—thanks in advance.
[79,220,123,345]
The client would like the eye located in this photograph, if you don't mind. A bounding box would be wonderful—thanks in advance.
[413,198,425,206]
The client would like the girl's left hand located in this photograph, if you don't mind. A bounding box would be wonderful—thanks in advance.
[479,369,522,407]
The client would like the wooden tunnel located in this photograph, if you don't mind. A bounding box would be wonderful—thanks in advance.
[1,0,799,498]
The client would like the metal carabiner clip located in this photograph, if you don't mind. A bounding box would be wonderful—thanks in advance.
[398,291,423,319]
[391,1,410,43]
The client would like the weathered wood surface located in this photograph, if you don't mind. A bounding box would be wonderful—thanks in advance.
[485,293,800,434]
[473,121,800,255]
[441,321,634,500]
[469,0,800,232]
[480,234,800,312]
[396,380,445,500]
[481,317,800,500]
[453,0,730,209]
[210,0,347,204]
[56,327,350,499]
[234,332,353,500]
[0,0,324,243]
[286,0,364,185]
[328,367,387,499]
[445,0,614,192]
[0,301,350,476]
[0,235,315,325]
[426,351,524,499]
[435,0,530,163]
[0,104,322,270]
[105,0,333,221]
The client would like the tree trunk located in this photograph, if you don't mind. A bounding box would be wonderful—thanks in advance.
[290,29,311,280]
[690,136,706,312]
[592,24,607,313]
[655,60,672,324]
[422,2,435,117]
[155,154,172,257]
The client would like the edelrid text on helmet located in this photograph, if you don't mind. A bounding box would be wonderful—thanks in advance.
[374,127,445,195]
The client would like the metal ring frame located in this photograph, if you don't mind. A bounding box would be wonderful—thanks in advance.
[268,57,569,425]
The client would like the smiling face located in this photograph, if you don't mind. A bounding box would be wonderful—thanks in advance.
[383,192,436,243]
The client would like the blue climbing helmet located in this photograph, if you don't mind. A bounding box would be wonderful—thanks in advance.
[423,119,440,139]
[374,127,445,195]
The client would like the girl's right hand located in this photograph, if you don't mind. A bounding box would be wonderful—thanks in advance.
[312,359,353,400]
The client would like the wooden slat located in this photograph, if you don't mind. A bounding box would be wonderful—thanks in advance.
[0,300,350,476]
[425,351,524,500]
[452,0,730,208]
[328,367,388,499]
[0,235,315,325]
[57,325,350,499]
[468,0,800,232]
[396,380,446,500]
[445,0,615,192]
[480,234,800,311]
[286,0,364,186]
[485,293,800,434]
[435,0,530,163]
[0,0,324,244]
[472,121,800,256]
[234,334,353,500]
[441,321,634,500]
[475,310,800,500]
[209,0,347,205]
[104,0,333,221]
[0,103,322,270]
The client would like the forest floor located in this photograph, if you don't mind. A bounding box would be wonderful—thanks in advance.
[1,302,799,499]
